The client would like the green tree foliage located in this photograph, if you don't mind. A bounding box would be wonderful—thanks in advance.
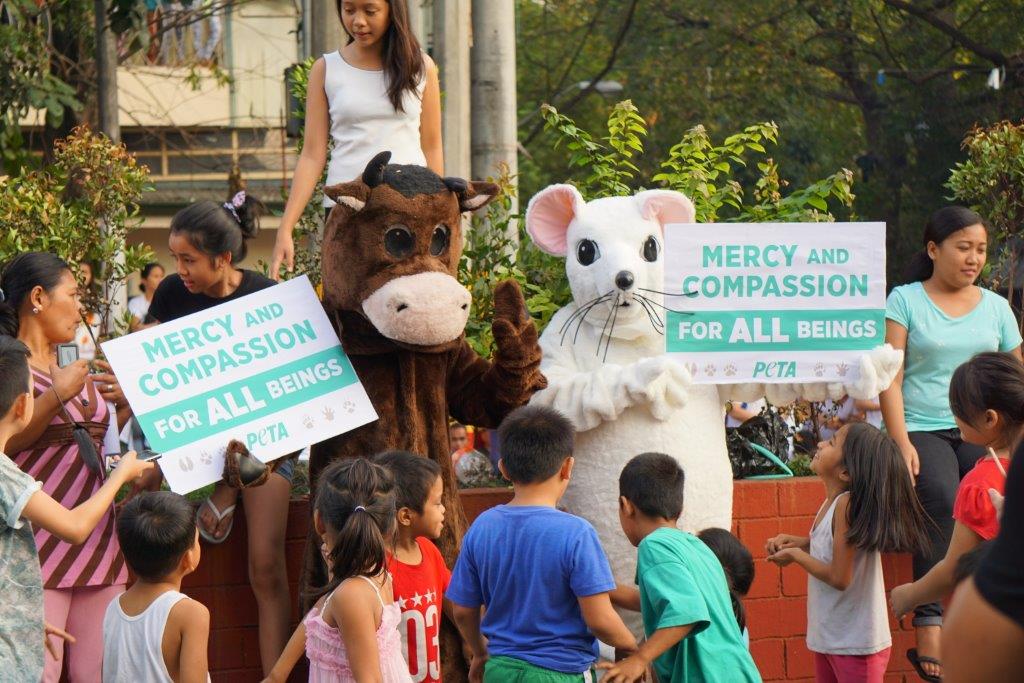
[0,126,154,334]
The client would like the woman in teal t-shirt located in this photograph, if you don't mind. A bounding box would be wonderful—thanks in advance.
[880,206,1022,679]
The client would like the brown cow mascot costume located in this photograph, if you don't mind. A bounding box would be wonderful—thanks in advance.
[305,151,547,680]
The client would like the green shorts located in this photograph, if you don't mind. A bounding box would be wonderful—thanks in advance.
[483,655,596,682]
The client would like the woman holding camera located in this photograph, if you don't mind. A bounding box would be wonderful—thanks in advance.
[0,252,133,682]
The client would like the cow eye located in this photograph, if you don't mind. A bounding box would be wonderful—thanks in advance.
[576,239,600,266]
[642,236,660,262]
[430,225,450,256]
[384,225,415,258]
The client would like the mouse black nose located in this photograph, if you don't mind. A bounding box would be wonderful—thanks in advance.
[615,271,635,291]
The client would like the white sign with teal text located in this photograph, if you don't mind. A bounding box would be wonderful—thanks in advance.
[101,276,377,493]
[663,223,885,384]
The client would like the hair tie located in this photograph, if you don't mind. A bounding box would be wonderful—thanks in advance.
[353,505,366,512]
[222,191,246,224]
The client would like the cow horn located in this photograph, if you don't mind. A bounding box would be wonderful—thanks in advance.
[363,151,391,188]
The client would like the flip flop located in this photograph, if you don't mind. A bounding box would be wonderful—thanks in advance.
[196,497,236,545]
[907,648,942,682]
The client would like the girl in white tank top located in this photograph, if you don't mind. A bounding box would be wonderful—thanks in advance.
[764,423,931,681]
[272,0,443,278]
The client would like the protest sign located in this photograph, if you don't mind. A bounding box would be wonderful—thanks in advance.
[101,276,377,493]
[663,222,886,384]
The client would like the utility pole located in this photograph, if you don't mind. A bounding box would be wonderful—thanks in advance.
[94,0,119,143]
[471,0,517,222]
[309,0,344,58]
[433,0,472,179]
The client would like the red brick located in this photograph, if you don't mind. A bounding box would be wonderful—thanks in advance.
[778,478,825,517]
[781,564,807,596]
[747,562,781,599]
[209,628,247,670]
[888,631,916,671]
[885,674,910,683]
[735,480,779,519]
[738,518,780,558]
[749,637,785,680]
[214,585,259,629]
[746,597,807,638]
[785,636,816,679]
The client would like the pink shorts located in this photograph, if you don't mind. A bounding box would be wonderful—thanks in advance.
[814,647,890,683]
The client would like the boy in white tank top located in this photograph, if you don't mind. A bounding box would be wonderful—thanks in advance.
[103,491,210,682]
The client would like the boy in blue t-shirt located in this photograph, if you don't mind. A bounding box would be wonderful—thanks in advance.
[602,453,762,683]
[447,406,638,682]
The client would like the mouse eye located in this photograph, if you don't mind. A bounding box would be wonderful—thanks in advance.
[430,224,450,256]
[384,225,415,258]
[576,239,600,266]
[642,236,660,262]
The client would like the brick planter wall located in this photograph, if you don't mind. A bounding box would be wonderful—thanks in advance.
[185,481,920,682]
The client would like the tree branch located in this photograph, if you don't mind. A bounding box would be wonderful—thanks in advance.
[882,0,1008,66]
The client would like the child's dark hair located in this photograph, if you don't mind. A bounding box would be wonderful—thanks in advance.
[950,352,1024,445]
[0,252,72,337]
[904,206,986,283]
[336,0,423,113]
[698,528,754,632]
[953,540,991,584]
[170,192,265,265]
[0,335,31,418]
[839,423,931,554]
[619,452,685,520]
[313,458,397,600]
[372,450,441,513]
[137,262,164,292]
[116,491,196,582]
[497,405,574,484]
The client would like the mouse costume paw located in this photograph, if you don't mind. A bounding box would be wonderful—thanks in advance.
[849,343,903,399]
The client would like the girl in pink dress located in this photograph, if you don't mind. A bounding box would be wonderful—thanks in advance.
[303,458,411,682]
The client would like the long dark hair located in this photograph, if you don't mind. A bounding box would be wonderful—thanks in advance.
[170,192,264,265]
[336,0,424,112]
[950,351,1024,447]
[138,262,164,293]
[841,423,930,554]
[0,252,72,337]
[310,458,397,602]
[698,528,753,633]
[904,206,987,283]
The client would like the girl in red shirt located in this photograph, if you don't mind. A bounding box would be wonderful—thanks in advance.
[891,352,1024,647]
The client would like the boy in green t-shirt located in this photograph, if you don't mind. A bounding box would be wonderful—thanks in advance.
[603,453,762,683]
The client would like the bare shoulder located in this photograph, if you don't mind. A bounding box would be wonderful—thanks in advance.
[168,597,210,630]
[421,51,436,70]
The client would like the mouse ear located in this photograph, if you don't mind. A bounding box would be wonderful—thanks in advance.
[635,190,695,230]
[525,184,585,256]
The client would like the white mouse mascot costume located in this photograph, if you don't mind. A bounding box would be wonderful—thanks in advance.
[525,184,900,630]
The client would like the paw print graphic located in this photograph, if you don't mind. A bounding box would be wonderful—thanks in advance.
[303,415,314,429]
[343,400,356,414]
[200,451,213,466]
[724,363,737,377]
[813,362,825,377]
[322,406,335,422]
[704,363,717,377]
[685,362,699,377]
[835,362,849,377]
[179,455,194,472]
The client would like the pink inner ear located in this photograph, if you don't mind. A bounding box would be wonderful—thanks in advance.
[526,185,581,256]
[640,192,695,229]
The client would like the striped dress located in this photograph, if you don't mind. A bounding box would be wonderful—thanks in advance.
[14,369,127,589]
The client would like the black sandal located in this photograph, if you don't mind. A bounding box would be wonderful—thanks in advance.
[907,648,942,682]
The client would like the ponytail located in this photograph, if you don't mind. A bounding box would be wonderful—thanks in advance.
[309,458,397,603]
[841,423,931,554]
[903,206,987,283]
[169,191,265,265]
[0,252,72,337]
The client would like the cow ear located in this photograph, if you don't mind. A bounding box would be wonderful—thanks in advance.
[457,181,499,213]
[525,184,585,256]
[635,189,695,230]
[324,180,370,212]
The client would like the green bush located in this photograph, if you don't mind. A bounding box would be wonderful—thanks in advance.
[0,126,153,335]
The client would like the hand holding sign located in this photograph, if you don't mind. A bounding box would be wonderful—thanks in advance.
[102,277,377,494]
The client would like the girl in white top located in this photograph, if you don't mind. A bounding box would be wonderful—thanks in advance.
[271,0,443,278]
[765,423,931,682]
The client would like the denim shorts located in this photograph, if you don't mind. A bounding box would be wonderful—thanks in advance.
[273,455,295,483]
